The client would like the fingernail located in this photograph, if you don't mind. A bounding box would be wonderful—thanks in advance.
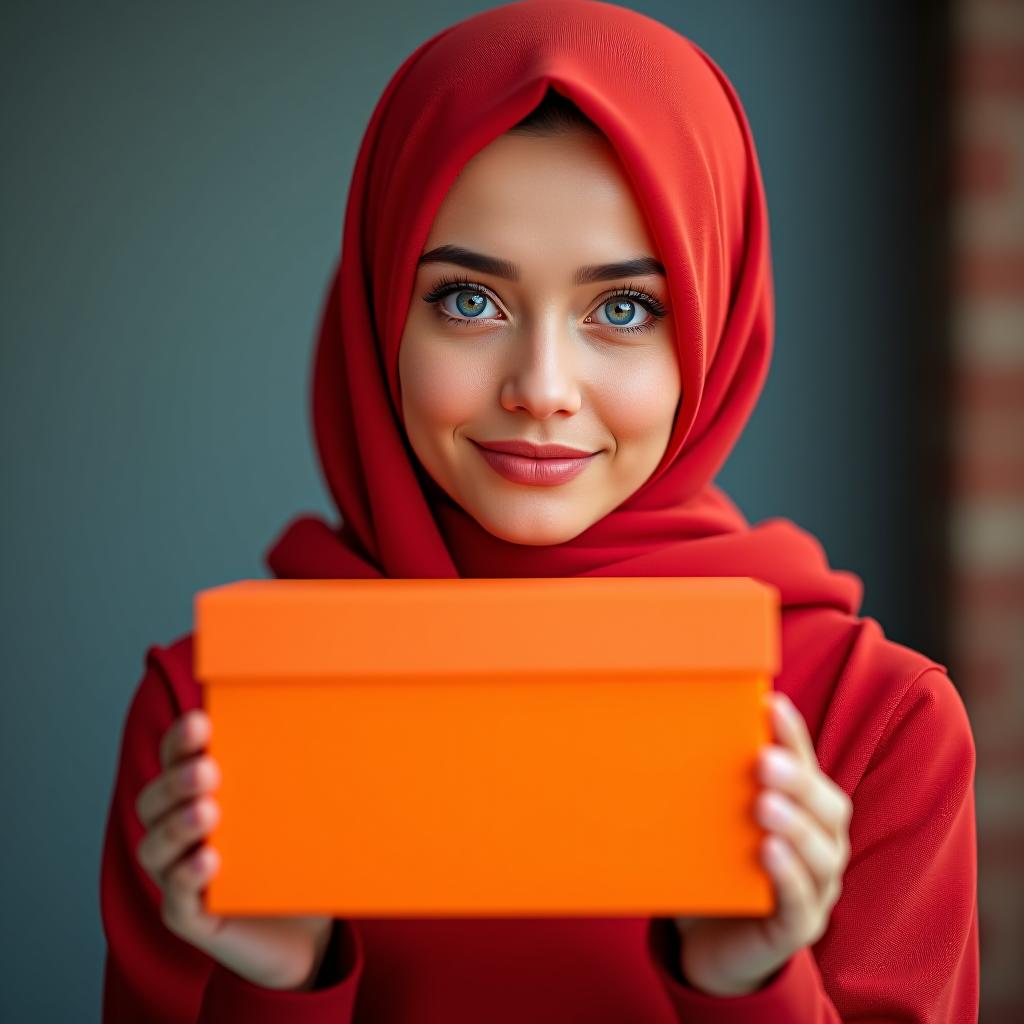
[203,759,221,791]
[193,758,213,789]
[762,748,795,783]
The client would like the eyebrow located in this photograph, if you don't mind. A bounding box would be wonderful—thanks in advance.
[417,244,665,286]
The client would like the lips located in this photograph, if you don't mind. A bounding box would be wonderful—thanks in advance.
[470,438,600,486]
[473,439,597,459]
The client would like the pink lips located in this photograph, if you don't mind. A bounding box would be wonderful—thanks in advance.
[471,438,600,486]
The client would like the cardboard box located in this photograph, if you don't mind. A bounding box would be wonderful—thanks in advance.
[194,576,779,917]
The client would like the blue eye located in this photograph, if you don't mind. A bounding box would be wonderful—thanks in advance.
[604,299,639,326]
[421,275,668,336]
[443,288,500,321]
[589,298,654,333]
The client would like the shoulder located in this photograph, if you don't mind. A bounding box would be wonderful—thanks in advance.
[788,606,967,791]
[873,665,975,773]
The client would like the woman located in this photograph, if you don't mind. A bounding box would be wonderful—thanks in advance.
[100,1,979,1020]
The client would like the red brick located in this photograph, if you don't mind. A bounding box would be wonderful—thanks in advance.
[952,568,1024,605]
[953,458,1024,497]
[956,139,1015,196]
[954,367,1024,409]
[956,249,1024,294]
[952,405,1024,465]
[958,42,1024,96]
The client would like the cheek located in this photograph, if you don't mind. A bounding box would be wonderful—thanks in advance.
[592,353,680,443]
[399,336,490,434]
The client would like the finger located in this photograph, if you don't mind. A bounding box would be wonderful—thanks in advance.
[159,709,210,772]
[136,796,220,882]
[162,844,221,937]
[136,753,220,831]
[759,746,853,845]
[766,692,818,771]
[761,834,821,943]
[757,789,846,902]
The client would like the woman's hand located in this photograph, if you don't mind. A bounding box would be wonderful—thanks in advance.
[674,691,853,996]
[134,708,335,991]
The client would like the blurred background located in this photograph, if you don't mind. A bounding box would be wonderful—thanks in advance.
[1,0,1020,1018]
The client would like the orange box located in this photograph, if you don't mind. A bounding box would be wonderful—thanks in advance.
[193,576,780,918]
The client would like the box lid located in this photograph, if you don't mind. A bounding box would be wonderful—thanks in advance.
[194,576,780,681]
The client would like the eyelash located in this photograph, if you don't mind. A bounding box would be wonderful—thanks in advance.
[420,273,669,335]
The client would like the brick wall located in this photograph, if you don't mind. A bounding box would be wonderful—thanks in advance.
[949,0,1024,1019]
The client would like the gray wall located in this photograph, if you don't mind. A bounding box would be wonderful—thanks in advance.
[0,1,936,1017]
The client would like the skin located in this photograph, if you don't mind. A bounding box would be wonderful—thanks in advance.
[397,129,682,546]
[132,129,853,997]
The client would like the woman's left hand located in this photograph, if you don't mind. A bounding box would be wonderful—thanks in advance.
[674,691,854,996]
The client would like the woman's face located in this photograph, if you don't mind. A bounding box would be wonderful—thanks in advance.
[398,128,681,546]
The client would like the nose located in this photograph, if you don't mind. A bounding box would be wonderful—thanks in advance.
[499,318,583,420]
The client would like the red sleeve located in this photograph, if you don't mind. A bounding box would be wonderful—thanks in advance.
[645,668,979,1022]
[99,654,365,1022]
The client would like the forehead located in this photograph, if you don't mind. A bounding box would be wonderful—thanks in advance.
[422,132,657,279]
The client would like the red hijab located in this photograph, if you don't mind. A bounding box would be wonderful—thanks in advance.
[262,0,940,710]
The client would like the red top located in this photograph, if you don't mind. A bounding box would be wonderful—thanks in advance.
[100,629,978,1022]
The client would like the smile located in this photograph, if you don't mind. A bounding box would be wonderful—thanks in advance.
[470,440,600,486]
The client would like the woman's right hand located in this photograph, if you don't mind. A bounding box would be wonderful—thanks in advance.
[134,708,335,991]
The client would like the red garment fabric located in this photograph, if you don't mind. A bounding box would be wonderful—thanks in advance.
[100,0,979,1020]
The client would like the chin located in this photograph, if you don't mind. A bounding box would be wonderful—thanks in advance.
[470,503,595,547]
